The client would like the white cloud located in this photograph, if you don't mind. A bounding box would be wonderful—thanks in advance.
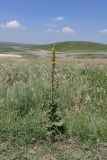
[54,17,64,21]
[100,29,107,34]
[61,27,75,34]
[45,22,75,35]
[1,20,23,30]
[45,24,57,33]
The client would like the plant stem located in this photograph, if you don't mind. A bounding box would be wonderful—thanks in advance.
[51,45,56,101]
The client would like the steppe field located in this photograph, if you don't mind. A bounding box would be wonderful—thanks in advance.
[1,41,107,160]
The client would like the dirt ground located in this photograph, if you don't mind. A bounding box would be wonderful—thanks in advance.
[0,140,107,160]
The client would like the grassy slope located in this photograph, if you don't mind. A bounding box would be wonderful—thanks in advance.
[0,43,24,52]
[22,41,107,53]
[0,47,21,52]
[1,41,107,53]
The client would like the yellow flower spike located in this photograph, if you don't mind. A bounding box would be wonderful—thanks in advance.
[51,44,56,64]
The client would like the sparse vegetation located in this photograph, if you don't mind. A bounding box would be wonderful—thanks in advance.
[21,41,107,53]
[0,54,107,159]
[1,41,107,53]
[0,46,22,52]
[0,42,107,159]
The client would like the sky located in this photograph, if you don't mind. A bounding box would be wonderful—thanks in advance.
[0,0,107,44]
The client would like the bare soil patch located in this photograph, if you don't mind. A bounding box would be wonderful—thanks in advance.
[0,54,22,58]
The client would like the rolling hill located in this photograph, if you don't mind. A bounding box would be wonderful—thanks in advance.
[1,41,107,53]
[22,41,107,53]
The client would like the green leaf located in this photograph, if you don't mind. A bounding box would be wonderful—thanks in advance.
[54,119,65,127]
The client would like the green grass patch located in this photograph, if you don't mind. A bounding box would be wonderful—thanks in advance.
[0,58,107,145]
[22,41,107,53]
[1,57,107,159]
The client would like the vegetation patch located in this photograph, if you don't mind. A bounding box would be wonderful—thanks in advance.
[0,55,107,159]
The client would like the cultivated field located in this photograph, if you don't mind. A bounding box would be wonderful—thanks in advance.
[0,42,107,160]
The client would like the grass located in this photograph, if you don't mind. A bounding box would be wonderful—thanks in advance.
[0,46,23,53]
[21,41,107,53]
[1,41,107,53]
[0,56,107,159]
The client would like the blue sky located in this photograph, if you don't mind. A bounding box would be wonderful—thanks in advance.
[0,0,107,44]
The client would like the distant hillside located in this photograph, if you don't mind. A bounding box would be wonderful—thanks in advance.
[23,41,107,53]
[1,41,107,53]
[0,42,24,52]
[0,42,24,46]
